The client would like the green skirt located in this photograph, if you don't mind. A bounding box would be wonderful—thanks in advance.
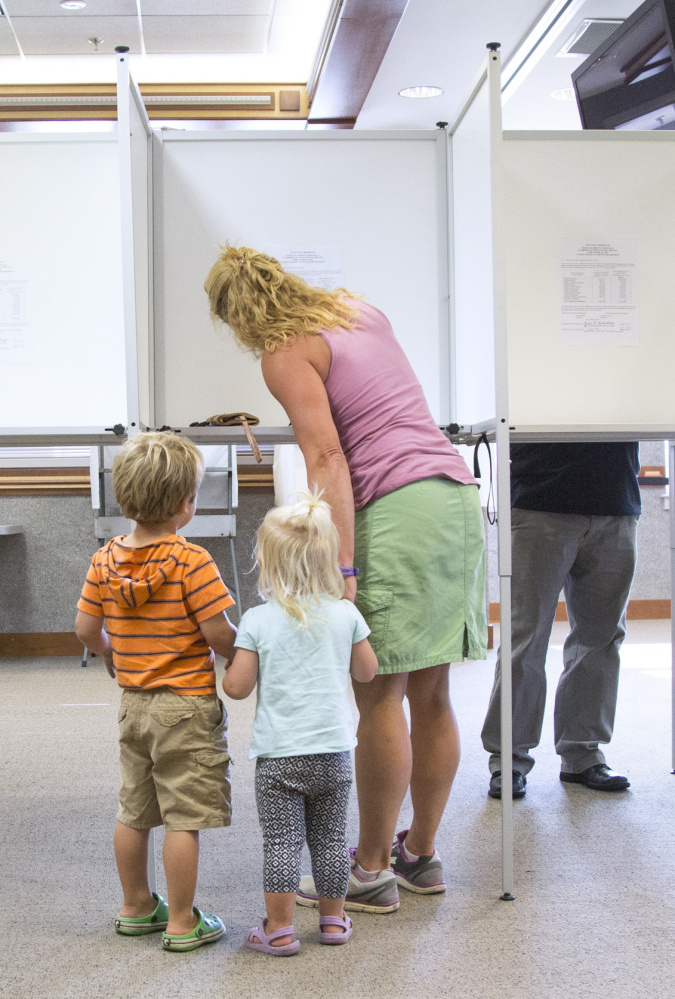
[353,478,487,674]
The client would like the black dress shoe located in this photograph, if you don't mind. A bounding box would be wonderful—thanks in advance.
[488,770,526,799]
[559,763,630,791]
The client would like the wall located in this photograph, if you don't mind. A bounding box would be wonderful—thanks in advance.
[0,491,272,636]
[1,441,670,641]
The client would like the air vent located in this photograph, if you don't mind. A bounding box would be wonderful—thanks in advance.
[558,19,624,56]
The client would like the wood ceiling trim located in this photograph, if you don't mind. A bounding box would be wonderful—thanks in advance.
[308,0,409,127]
[0,83,309,121]
[0,466,273,496]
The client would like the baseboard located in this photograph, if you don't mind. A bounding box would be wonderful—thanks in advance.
[0,608,658,658]
[4,629,496,657]
[0,633,84,657]
[489,598,671,624]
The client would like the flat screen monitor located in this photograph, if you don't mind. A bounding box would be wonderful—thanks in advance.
[572,0,675,129]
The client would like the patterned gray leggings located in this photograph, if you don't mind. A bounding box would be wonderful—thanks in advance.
[254,751,352,897]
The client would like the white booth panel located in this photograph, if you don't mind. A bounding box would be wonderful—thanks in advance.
[129,88,152,428]
[155,132,445,427]
[503,131,675,429]
[452,80,497,428]
[0,135,126,429]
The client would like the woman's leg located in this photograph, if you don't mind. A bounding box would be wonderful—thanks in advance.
[405,663,459,856]
[352,672,410,872]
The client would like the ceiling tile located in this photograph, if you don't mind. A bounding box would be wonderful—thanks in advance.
[143,16,268,54]
[268,5,330,57]
[11,16,142,55]
[141,1,273,13]
[0,19,19,56]
[4,1,138,14]
[273,0,331,13]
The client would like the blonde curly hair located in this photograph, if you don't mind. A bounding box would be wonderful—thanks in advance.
[204,244,359,356]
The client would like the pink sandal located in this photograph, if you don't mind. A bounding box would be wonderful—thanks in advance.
[318,913,353,945]
[245,919,300,956]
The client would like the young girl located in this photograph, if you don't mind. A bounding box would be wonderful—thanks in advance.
[223,492,378,955]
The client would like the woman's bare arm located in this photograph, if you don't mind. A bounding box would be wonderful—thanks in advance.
[262,337,357,599]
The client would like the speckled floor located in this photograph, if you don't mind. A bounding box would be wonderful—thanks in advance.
[1,620,673,999]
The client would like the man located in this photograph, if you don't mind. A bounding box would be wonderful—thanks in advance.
[481,442,640,798]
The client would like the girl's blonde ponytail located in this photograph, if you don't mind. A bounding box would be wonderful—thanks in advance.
[256,490,344,625]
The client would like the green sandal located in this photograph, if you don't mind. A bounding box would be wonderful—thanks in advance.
[115,893,169,936]
[162,908,225,952]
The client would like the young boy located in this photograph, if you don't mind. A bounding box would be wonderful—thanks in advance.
[75,432,237,952]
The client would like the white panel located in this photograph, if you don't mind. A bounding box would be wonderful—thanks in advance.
[156,133,443,426]
[452,80,496,426]
[0,446,91,467]
[503,132,675,428]
[128,83,152,427]
[182,514,236,537]
[0,136,126,428]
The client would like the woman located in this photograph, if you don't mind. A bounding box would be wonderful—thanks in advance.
[205,246,486,913]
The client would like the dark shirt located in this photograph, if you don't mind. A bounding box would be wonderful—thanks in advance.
[510,443,641,517]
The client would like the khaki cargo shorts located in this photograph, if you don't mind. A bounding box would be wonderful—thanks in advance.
[117,689,232,832]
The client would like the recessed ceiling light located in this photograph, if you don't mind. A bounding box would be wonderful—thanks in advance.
[60,1,87,9]
[398,86,443,99]
[551,88,576,101]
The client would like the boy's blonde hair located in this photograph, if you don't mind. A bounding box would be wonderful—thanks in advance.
[112,432,204,524]
[204,244,359,357]
[256,490,345,626]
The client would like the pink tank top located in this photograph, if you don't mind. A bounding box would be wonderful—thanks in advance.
[319,302,476,511]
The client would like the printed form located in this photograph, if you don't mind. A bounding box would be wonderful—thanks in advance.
[559,240,638,346]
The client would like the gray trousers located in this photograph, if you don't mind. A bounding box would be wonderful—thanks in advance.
[481,509,638,775]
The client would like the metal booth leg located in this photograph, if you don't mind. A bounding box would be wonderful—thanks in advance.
[229,536,242,624]
[669,442,675,774]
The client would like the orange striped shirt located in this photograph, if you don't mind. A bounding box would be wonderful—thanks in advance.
[78,535,234,696]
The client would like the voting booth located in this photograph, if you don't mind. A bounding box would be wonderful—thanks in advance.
[1,49,674,899]
[451,47,675,897]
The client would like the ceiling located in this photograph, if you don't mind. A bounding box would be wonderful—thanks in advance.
[0,0,652,128]
[501,0,645,129]
[359,0,646,130]
[0,0,332,82]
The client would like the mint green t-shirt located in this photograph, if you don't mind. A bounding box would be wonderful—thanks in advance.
[234,596,370,759]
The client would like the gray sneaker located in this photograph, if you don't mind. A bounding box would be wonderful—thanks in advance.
[297,852,400,913]
[390,830,446,894]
